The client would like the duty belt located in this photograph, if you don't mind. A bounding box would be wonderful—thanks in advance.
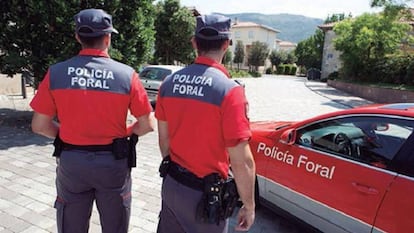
[168,162,204,191]
[62,142,113,152]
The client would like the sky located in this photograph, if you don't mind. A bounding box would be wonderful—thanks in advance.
[179,0,385,19]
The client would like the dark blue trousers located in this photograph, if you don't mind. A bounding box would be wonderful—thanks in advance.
[157,174,229,233]
[54,150,131,233]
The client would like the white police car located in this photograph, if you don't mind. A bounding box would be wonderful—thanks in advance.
[139,65,183,106]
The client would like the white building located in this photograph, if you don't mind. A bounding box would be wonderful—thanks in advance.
[230,20,280,69]
[276,39,297,52]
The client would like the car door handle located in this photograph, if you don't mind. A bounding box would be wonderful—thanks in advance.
[352,182,379,195]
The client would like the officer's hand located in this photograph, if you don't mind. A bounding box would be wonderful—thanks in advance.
[234,205,255,231]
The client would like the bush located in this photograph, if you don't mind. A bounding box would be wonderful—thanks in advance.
[249,71,262,77]
[277,65,285,74]
[405,60,414,85]
[284,65,291,75]
[290,66,297,75]
[328,71,339,80]
[265,67,273,74]
[229,69,250,78]
[371,54,412,84]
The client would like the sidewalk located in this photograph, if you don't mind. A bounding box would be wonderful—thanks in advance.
[304,80,373,108]
[0,91,162,233]
[0,79,373,233]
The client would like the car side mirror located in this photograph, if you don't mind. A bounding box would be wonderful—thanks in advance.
[280,129,296,145]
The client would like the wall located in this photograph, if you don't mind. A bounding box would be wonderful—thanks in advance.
[321,30,342,80]
[0,74,22,95]
[328,80,414,103]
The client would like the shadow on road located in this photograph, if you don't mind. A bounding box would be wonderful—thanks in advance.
[0,108,52,149]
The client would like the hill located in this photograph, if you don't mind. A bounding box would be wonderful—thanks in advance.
[217,13,324,43]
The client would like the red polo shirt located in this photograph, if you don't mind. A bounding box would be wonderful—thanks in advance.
[155,56,251,179]
[30,49,152,145]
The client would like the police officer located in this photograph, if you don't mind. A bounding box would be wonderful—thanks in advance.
[30,9,154,233]
[155,14,256,233]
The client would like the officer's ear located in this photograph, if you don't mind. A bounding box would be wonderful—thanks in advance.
[75,33,81,44]
[221,39,231,52]
[103,34,111,47]
[191,36,197,50]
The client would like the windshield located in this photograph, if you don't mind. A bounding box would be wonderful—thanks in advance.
[139,68,172,81]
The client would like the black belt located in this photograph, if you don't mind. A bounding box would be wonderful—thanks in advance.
[168,162,204,191]
[62,143,113,152]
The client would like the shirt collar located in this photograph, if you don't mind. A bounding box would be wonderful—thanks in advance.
[194,56,230,78]
[78,49,110,58]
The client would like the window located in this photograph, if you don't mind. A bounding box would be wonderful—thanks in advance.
[296,116,414,170]
[234,31,241,39]
[248,31,254,39]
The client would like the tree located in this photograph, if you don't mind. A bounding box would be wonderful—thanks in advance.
[112,0,156,68]
[286,51,298,64]
[223,49,232,68]
[0,0,156,87]
[247,41,269,72]
[333,13,412,79]
[371,0,411,16]
[233,40,245,71]
[269,50,287,71]
[295,29,324,70]
[325,13,353,23]
[154,0,195,65]
[0,1,78,86]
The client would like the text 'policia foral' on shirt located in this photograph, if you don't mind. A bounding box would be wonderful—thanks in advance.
[69,67,114,89]
[172,73,213,97]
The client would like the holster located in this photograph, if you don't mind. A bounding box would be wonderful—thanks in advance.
[195,173,240,225]
[128,134,138,168]
[220,177,239,219]
[111,134,138,168]
[196,173,222,225]
[52,134,64,158]
[112,137,129,160]
[159,155,171,178]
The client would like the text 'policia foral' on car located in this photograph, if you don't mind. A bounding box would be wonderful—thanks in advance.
[256,142,335,179]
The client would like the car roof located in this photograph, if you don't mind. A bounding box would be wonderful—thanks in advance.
[378,103,414,111]
[293,103,414,127]
[142,65,184,72]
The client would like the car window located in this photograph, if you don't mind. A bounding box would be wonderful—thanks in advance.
[139,68,172,81]
[296,116,414,170]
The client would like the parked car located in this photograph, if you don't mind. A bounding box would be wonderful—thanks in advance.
[250,103,414,233]
[307,68,321,80]
[139,65,183,106]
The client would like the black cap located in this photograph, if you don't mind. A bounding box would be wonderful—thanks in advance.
[195,14,231,40]
[74,9,118,37]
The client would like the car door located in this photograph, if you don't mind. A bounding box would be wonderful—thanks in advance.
[373,125,414,233]
[260,116,409,233]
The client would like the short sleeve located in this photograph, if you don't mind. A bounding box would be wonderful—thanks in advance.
[154,83,166,121]
[129,72,153,117]
[30,70,57,116]
[221,86,251,147]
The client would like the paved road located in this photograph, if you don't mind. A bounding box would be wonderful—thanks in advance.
[0,75,372,233]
